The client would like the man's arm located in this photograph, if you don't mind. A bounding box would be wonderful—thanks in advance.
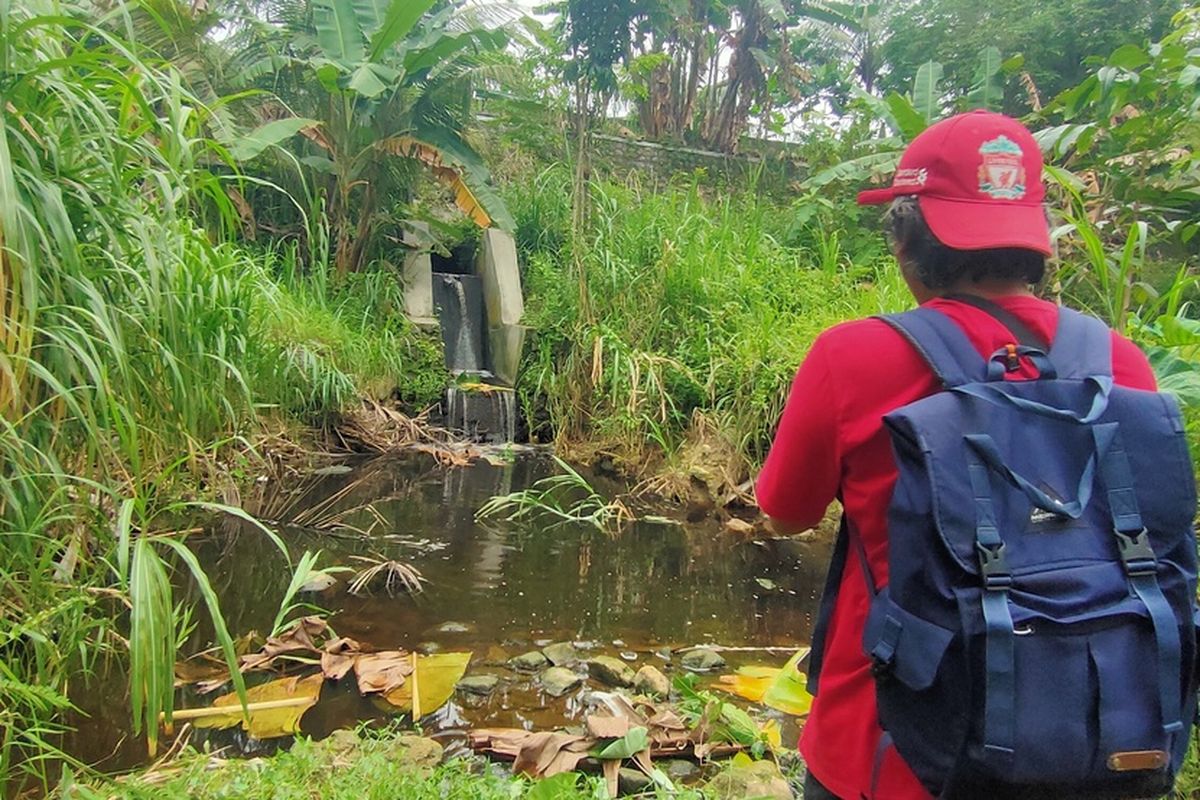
[755,333,842,532]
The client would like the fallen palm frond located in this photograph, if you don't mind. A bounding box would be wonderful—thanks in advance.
[347,555,426,597]
[475,456,633,533]
[334,399,481,462]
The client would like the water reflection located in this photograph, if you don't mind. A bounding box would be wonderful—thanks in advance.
[67,449,832,773]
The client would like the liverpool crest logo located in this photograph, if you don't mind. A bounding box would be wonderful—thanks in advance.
[977,135,1027,200]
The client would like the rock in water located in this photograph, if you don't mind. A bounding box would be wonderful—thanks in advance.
[587,656,636,687]
[724,518,755,536]
[435,621,472,634]
[681,648,726,672]
[618,768,654,794]
[386,736,444,773]
[633,665,670,697]
[705,759,793,799]
[542,642,578,666]
[539,666,583,697]
[510,651,550,672]
[457,675,501,696]
[298,572,337,592]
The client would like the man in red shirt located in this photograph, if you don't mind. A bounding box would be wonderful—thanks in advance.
[755,111,1157,800]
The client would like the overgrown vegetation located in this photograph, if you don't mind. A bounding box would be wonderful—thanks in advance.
[508,165,905,494]
[0,2,445,792]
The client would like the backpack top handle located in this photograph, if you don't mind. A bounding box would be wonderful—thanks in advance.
[880,301,1114,387]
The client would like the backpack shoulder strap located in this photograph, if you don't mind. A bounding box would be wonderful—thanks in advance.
[943,293,1048,350]
[877,307,988,388]
[1047,307,1113,380]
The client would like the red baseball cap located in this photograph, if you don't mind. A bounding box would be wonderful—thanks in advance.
[857,110,1051,255]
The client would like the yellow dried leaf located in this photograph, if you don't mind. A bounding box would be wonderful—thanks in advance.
[382,652,472,718]
[714,650,813,717]
[193,673,323,739]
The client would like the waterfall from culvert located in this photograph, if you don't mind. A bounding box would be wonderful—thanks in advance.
[433,273,485,375]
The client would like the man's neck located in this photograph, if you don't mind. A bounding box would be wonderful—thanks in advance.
[939,280,1034,299]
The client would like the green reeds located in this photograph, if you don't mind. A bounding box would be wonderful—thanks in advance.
[0,2,441,789]
[514,171,905,476]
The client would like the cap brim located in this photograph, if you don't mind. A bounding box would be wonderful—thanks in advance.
[919,196,1052,255]
[857,187,897,205]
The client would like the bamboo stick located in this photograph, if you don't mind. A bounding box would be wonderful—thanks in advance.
[160,697,312,723]
[411,651,421,719]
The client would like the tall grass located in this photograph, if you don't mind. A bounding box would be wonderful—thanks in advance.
[0,2,443,791]
[512,166,906,486]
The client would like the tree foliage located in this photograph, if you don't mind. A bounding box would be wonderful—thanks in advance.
[218,0,517,274]
[879,0,1181,113]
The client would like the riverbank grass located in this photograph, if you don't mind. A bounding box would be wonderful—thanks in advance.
[61,730,710,800]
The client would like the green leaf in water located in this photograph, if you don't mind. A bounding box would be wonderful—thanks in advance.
[590,726,649,759]
[754,578,777,591]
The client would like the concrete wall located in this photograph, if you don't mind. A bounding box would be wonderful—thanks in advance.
[590,134,806,189]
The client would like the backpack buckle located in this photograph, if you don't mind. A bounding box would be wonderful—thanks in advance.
[1004,343,1020,371]
[977,542,1012,590]
[1116,528,1157,576]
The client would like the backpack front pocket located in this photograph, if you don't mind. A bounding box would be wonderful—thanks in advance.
[967,611,1172,787]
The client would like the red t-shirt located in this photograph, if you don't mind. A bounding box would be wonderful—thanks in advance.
[755,296,1157,800]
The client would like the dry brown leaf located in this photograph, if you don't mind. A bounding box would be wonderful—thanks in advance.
[587,714,631,739]
[354,651,413,695]
[173,657,229,688]
[602,759,620,797]
[512,731,590,778]
[468,728,531,759]
[239,616,328,672]
[321,637,361,681]
[647,709,688,731]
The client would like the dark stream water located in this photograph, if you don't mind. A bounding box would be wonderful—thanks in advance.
[67,449,832,773]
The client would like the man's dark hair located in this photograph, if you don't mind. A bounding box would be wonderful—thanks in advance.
[885,196,1047,290]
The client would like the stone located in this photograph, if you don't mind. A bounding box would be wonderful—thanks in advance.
[385,735,444,773]
[542,642,578,667]
[435,621,472,634]
[681,648,726,672]
[298,572,337,592]
[510,651,550,672]
[619,651,638,662]
[457,674,501,696]
[417,641,441,654]
[476,228,524,327]
[666,759,698,780]
[315,728,360,756]
[705,759,792,799]
[401,222,436,326]
[538,666,583,697]
[724,518,755,536]
[587,656,636,688]
[484,645,510,664]
[618,768,653,795]
[632,665,670,697]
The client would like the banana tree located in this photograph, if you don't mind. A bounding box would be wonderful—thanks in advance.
[231,0,517,275]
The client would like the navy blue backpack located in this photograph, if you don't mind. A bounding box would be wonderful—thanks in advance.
[819,302,1198,799]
